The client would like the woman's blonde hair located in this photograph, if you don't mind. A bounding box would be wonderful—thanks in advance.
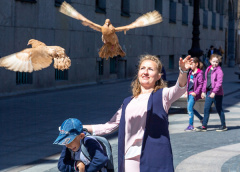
[131,54,167,97]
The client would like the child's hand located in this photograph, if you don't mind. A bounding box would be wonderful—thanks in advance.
[209,92,215,98]
[201,93,206,99]
[76,161,85,172]
[190,92,196,97]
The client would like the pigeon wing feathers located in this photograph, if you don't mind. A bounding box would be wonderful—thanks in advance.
[60,1,102,32]
[0,40,72,72]
[115,11,162,33]
[0,48,53,72]
[0,49,34,72]
[27,47,53,71]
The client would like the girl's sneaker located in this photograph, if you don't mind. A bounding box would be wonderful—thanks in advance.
[184,125,194,131]
[195,126,207,132]
[216,126,228,132]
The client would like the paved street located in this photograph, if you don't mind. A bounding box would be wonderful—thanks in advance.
[0,66,240,172]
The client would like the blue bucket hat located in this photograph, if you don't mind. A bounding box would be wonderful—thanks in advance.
[53,118,83,145]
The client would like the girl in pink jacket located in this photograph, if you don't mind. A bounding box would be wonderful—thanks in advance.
[185,57,204,131]
[195,54,227,132]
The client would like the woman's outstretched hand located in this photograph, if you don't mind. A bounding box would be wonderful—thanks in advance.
[178,55,192,87]
[179,55,192,71]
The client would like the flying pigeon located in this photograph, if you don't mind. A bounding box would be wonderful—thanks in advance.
[0,39,71,72]
[60,1,162,59]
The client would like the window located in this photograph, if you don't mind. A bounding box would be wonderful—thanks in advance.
[55,0,71,7]
[95,0,106,14]
[169,55,174,69]
[182,2,188,25]
[121,0,130,17]
[16,72,32,85]
[200,0,205,9]
[55,69,68,80]
[189,0,193,6]
[15,0,36,3]
[98,59,104,75]
[220,0,224,15]
[203,10,208,28]
[208,0,213,11]
[219,15,223,30]
[155,0,163,14]
[211,12,216,30]
[169,0,176,23]
[110,57,117,74]
[216,0,220,13]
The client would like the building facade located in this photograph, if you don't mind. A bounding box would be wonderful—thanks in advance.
[0,0,238,95]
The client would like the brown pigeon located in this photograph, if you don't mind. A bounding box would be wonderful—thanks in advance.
[0,39,71,72]
[60,1,162,59]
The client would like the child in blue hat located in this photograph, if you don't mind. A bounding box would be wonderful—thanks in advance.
[54,118,108,172]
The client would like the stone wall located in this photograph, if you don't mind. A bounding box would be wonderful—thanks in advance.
[0,0,231,95]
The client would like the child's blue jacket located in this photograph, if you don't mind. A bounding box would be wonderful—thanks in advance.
[58,138,108,172]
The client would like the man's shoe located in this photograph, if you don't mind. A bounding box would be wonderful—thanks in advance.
[184,125,194,131]
[195,126,207,132]
[216,126,228,132]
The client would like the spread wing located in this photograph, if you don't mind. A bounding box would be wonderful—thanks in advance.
[60,1,102,32]
[115,11,162,34]
[0,47,53,73]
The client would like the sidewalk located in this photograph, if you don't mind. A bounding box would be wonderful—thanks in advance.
[1,65,239,172]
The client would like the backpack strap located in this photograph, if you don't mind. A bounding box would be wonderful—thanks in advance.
[80,137,92,162]
[81,135,103,162]
[81,130,114,171]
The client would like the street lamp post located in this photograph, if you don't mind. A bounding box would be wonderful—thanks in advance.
[188,0,203,58]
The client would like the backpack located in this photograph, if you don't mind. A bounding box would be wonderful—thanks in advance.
[81,129,114,172]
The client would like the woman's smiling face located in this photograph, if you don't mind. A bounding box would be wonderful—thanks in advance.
[138,60,161,89]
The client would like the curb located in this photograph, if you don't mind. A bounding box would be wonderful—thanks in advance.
[0,78,133,99]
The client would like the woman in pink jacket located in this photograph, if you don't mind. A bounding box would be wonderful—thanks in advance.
[185,57,204,131]
[195,54,227,132]
[83,55,192,172]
